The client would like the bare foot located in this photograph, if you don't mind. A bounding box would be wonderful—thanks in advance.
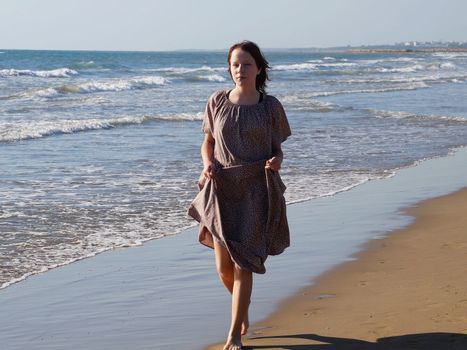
[223,335,242,350]
[241,310,249,336]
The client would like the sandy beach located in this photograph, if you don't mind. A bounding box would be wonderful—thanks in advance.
[207,188,467,349]
[2,148,467,350]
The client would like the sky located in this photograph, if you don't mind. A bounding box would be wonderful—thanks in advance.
[1,0,466,51]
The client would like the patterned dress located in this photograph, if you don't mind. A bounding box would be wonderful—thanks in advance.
[187,90,291,273]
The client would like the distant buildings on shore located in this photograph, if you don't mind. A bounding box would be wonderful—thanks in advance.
[396,40,467,48]
[342,41,467,53]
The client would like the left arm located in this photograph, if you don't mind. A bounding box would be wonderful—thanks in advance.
[265,143,283,172]
[266,98,291,172]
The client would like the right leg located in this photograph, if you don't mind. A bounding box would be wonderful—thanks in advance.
[213,239,234,293]
[213,240,250,339]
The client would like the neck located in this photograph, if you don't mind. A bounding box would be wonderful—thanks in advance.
[233,85,258,95]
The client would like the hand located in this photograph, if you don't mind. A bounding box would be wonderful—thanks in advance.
[203,161,216,179]
[265,156,282,172]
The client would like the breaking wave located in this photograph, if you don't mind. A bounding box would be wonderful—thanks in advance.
[0,68,78,78]
[0,113,203,142]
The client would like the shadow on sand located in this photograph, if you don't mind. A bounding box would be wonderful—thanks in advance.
[245,332,467,350]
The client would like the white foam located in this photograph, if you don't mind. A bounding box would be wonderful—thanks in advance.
[335,74,467,85]
[75,76,168,93]
[0,219,197,291]
[280,95,335,111]
[273,61,357,71]
[360,57,419,65]
[309,82,429,97]
[272,63,318,71]
[0,210,25,219]
[439,62,457,70]
[193,74,226,82]
[0,68,78,78]
[19,75,168,99]
[0,113,203,142]
[318,62,358,68]
[148,65,224,74]
[366,108,467,123]
[432,52,467,59]
[284,170,395,205]
[376,64,425,73]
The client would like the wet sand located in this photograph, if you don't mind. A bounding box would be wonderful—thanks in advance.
[2,149,467,350]
[207,188,467,349]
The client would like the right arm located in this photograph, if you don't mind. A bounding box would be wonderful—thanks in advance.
[201,131,215,179]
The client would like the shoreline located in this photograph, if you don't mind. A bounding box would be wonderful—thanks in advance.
[206,188,467,349]
[0,146,458,292]
[1,148,467,349]
[346,47,467,54]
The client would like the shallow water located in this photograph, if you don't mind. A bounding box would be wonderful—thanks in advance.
[1,49,467,289]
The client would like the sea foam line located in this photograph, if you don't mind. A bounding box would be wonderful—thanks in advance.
[272,61,357,71]
[365,108,467,123]
[146,65,225,74]
[309,82,430,97]
[0,113,203,142]
[16,76,169,100]
[0,68,78,78]
[330,74,467,85]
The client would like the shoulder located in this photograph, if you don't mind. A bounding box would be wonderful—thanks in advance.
[264,94,284,109]
[264,94,286,115]
[207,90,227,105]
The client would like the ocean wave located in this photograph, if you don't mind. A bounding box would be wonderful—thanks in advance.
[147,65,225,74]
[331,74,467,85]
[374,64,425,73]
[273,61,357,71]
[373,61,458,74]
[280,95,336,111]
[186,74,227,82]
[75,61,97,68]
[365,108,467,123]
[360,57,420,65]
[319,62,358,68]
[18,76,168,99]
[273,63,319,71]
[309,82,429,97]
[439,62,457,69]
[431,52,467,59]
[0,113,203,142]
[148,65,228,82]
[269,58,459,75]
[0,68,78,78]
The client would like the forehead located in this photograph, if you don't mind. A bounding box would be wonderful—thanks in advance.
[230,48,255,62]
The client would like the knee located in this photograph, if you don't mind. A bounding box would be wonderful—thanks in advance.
[233,263,252,276]
[216,261,233,281]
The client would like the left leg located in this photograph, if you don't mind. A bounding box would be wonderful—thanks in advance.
[224,264,253,350]
[214,240,250,336]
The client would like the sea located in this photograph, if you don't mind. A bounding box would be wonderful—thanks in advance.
[1,48,467,290]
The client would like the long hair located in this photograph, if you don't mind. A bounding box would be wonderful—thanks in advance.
[227,40,270,94]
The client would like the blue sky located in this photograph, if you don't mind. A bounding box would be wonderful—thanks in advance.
[1,0,466,51]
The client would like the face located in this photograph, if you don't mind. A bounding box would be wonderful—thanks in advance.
[229,48,261,89]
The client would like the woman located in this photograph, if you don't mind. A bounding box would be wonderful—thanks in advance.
[188,40,291,350]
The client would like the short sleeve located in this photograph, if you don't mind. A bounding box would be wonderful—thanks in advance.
[271,98,291,144]
[201,93,216,134]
